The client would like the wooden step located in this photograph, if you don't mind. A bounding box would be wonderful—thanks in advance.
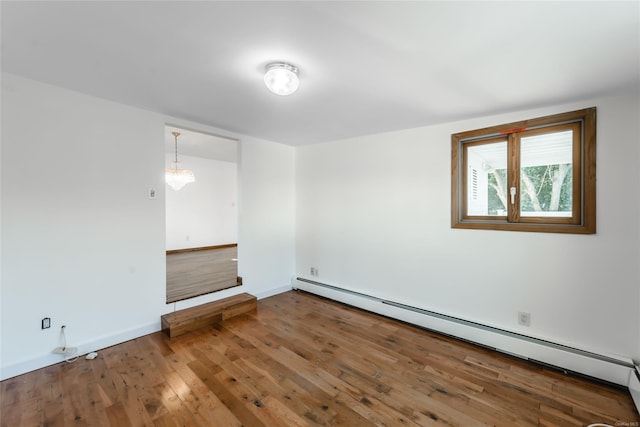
[161,292,257,338]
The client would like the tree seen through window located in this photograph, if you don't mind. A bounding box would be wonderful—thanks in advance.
[487,165,572,216]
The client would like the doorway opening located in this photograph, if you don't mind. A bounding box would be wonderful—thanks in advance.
[164,125,239,303]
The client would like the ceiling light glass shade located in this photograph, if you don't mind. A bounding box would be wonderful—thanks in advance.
[264,62,299,96]
[165,131,195,191]
[165,163,195,191]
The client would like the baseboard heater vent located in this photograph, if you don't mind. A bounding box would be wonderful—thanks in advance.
[294,277,635,390]
[630,365,640,412]
[381,298,632,369]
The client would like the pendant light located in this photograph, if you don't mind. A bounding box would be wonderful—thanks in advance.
[165,131,195,191]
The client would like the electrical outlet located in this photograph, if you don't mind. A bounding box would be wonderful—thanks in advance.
[310,267,318,276]
[518,312,531,327]
[41,317,51,329]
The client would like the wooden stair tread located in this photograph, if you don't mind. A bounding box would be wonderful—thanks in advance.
[161,292,256,338]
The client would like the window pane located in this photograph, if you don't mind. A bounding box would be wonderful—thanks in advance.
[520,130,573,217]
[466,141,507,216]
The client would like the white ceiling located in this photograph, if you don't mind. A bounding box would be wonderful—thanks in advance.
[2,1,638,146]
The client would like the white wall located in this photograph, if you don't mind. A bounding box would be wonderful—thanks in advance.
[0,73,166,378]
[165,154,238,250]
[0,73,295,379]
[236,135,296,300]
[296,92,640,363]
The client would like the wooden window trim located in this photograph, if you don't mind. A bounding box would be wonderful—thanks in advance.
[451,107,596,234]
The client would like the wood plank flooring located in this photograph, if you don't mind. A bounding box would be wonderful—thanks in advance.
[166,247,238,303]
[2,290,638,426]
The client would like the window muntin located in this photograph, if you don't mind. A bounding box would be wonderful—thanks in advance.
[452,108,596,234]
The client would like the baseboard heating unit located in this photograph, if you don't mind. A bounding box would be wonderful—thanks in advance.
[630,366,640,413]
[293,276,638,410]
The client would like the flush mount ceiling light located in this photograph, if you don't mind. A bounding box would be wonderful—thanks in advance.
[264,62,300,96]
[165,131,195,191]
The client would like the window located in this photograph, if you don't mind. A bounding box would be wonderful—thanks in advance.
[451,108,596,234]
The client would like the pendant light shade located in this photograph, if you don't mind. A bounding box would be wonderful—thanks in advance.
[264,62,299,96]
[165,131,195,191]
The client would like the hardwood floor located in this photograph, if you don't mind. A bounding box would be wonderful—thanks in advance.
[2,291,638,426]
[166,247,238,303]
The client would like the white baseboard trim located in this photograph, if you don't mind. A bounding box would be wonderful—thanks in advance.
[293,277,634,387]
[253,284,293,300]
[1,284,293,381]
[0,321,161,381]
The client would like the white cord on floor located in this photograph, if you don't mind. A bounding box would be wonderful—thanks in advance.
[58,325,78,363]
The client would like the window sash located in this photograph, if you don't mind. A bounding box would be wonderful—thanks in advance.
[462,137,508,220]
[513,123,582,225]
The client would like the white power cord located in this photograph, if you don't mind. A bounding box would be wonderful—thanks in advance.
[52,325,78,362]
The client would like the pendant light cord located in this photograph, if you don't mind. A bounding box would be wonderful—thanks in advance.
[172,132,180,170]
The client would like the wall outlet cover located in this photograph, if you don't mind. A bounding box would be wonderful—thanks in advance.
[518,312,531,326]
